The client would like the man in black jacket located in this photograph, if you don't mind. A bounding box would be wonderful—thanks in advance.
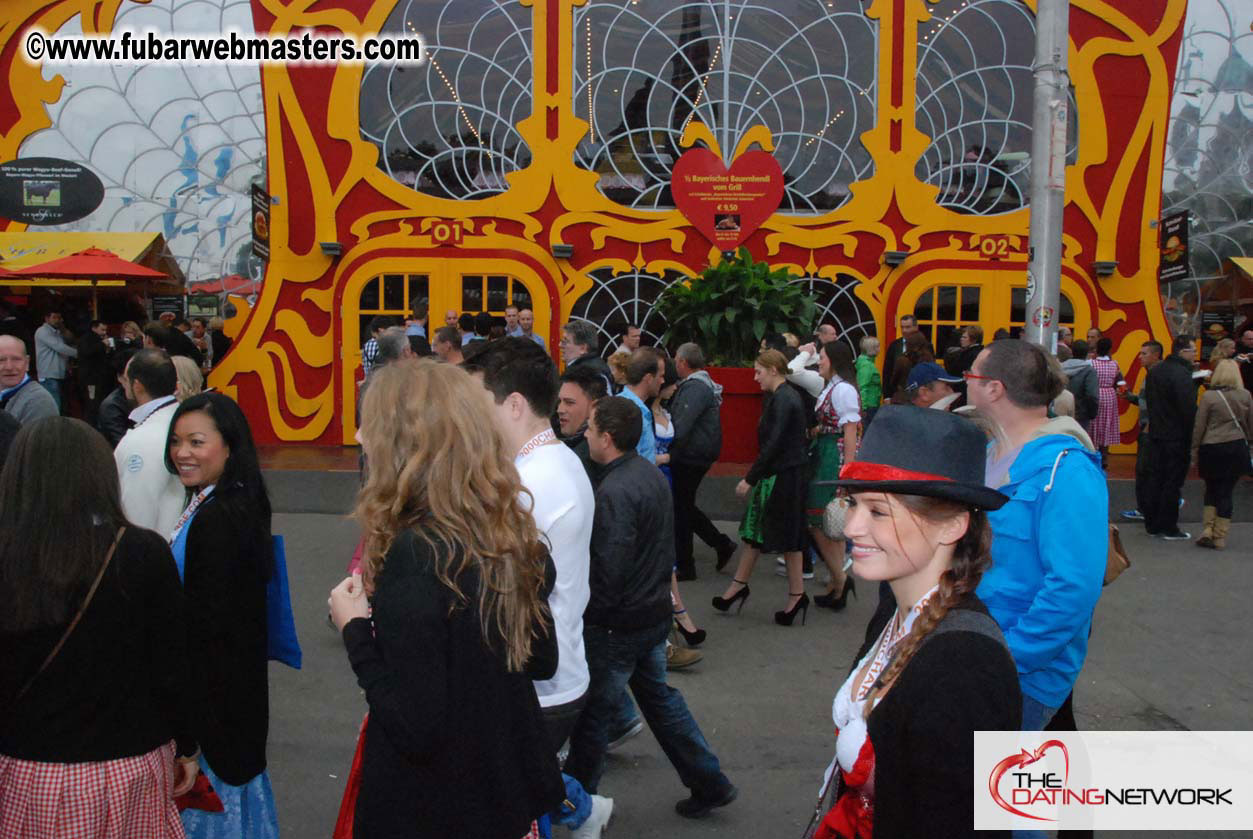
[1141,334,1198,539]
[556,364,608,482]
[564,396,737,820]
[561,320,615,395]
[670,342,735,579]
[77,320,115,424]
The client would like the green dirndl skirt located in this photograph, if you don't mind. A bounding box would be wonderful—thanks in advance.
[805,433,843,529]
[738,475,776,546]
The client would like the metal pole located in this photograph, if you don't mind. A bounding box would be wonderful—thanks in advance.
[1023,0,1070,352]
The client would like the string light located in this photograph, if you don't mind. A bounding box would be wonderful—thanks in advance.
[805,109,845,146]
[406,19,485,149]
[681,41,722,133]
[587,18,595,142]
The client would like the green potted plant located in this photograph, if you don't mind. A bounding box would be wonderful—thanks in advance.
[657,247,818,461]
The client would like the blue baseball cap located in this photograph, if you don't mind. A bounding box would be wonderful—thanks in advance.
[906,361,963,391]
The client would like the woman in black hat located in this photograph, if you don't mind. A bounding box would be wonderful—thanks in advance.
[808,405,1021,839]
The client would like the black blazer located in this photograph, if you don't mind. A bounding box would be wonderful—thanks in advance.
[846,594,1021,839]
[745,383,810,486]
[184,490,272,785]
[344,528,564,839]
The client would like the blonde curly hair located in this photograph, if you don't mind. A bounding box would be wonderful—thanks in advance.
[355,359,550,671]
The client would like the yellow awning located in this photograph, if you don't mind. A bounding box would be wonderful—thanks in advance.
[1232,257,1253,278]
[6,279,127,289]
[0,231,184,285]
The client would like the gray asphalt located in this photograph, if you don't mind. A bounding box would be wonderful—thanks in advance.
[266,513,1252,839]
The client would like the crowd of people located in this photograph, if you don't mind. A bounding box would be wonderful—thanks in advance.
[1,296,1250,838]
[0,306,230,434]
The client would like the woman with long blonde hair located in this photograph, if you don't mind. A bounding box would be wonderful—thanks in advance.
[1191,358,1252,549]
[328,359,564,839]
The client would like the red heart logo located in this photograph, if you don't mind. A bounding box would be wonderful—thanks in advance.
[671,148,784,249]
[988,739,1070,821]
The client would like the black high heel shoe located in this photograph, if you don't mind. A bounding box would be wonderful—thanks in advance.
[712,580,751,613]
[774,592,810,626]
[814,577,857,611]
[673,609,706,646]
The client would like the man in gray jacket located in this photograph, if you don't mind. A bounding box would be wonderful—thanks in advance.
[33,311,77,412]
[0,335,59,424]
[1058,340,1098,427]
[669,342,735,580]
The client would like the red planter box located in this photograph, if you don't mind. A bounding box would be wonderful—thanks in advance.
[708,366,762,464]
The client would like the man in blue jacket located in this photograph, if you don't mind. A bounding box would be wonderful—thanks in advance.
[966,339,1107,732]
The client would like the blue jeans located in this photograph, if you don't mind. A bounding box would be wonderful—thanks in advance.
[39,378,63,412]
[1014,696,1061,839]
[564,620,731,801]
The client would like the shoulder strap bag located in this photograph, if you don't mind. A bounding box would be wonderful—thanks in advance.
[7,527,125,713]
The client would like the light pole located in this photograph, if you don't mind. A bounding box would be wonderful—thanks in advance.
[1023,0,1070,351]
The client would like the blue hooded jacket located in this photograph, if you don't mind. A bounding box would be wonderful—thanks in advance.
[976,418,1107,708]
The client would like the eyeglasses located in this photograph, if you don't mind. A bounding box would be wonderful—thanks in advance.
[962,370,996,382]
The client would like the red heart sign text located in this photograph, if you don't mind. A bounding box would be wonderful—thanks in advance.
[671,148,784,250]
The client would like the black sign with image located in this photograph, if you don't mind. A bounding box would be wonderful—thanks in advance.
[1158,210,1189,282]
[0,157,105,225]
[151,295,185,320]
[251,183,270,261]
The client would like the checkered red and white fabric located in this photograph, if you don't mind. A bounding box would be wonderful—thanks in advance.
[0,742,184,839]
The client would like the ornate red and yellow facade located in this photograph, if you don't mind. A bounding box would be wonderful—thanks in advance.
[1,0,1188,448]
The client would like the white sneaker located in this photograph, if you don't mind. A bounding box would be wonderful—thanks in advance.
[571,795,614,839]
[775,565,815,579]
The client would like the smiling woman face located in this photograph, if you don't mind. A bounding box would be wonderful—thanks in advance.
[169,410,231,488]
[843,492,940,581]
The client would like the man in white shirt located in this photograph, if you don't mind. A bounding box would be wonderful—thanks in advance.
[504,304,522,336]
[464,337,612,838]
[114,349,186,537]
[612,324,642,356]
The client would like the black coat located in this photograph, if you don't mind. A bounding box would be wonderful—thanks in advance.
[585,451,675,631]
[844,594,1021,839]
[669,374,722,467]
[344,528,564,839]
[77,332,113,391]
[184,490,272,785]
[567,353,616,395]
[97,386,132,448]
[209,329,232,368]
[1144,354,1197,443]
[745,383,810,486]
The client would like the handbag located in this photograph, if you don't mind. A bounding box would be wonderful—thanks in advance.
[267,534,303,669]
[1104,524,1130,586]
[822,493,850,541]
[332,714,369,839]
[8,527,124,713]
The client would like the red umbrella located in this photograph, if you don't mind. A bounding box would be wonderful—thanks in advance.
[12,247,168,280]
[13,247,170,317]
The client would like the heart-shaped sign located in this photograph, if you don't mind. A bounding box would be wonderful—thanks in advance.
[988,739,1070,821]
[671,148,784,249]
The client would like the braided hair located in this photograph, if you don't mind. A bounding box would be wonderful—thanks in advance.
[861,494,993,719]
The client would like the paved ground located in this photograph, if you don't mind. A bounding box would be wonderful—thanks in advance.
[266,513,1251,839]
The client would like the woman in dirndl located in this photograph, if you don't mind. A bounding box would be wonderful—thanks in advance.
[166,393,280,839]
[1087,336,1123,467]
[0,417,197,839]
[808,406,1021,839]
[806,341,861,610]
[713,349,812,626]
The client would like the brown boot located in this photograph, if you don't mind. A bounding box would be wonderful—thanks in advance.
[1196,506,1217,548]
[1212,517,1231,550]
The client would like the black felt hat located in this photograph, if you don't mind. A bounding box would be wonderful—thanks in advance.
[836,404,1008,510]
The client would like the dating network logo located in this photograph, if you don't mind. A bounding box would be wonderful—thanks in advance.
[987,738,1233,821]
